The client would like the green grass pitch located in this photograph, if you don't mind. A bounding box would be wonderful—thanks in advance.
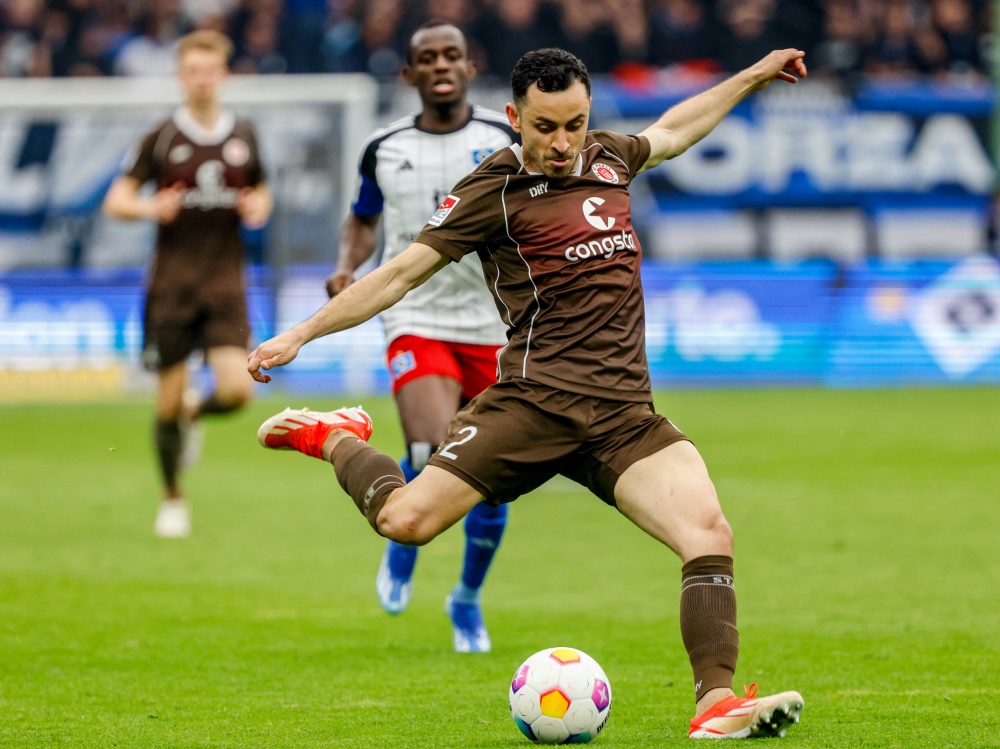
[1,387,998,748]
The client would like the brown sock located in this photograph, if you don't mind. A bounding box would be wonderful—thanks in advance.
[154,419,182,494]
[330,437,405,533]
[680,555,739,702]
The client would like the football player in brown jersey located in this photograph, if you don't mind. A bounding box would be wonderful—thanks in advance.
[250,47,807,739]
[104,30,272,538]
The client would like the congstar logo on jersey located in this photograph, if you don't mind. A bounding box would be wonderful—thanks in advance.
[564,229,637,262]
[564,195,636,262]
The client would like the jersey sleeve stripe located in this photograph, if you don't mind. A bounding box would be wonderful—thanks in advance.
[151,121,177,175]
[357,116,418,177]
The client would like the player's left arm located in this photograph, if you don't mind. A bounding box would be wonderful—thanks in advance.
[248,242,449,383]
[638,49,807,172]
[237,183,273,230]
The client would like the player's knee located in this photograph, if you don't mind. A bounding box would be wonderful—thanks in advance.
[680,479,732,553]
[156,403,184,422]
[696,482,730,535]
[216,380,253,410]
[708,512,734,547]
[376,504,439,546]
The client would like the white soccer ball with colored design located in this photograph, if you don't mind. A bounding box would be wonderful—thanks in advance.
[508,647,612,744]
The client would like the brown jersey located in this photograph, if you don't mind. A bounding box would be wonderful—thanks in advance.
[415,130,653,403]
[126,107,265,296]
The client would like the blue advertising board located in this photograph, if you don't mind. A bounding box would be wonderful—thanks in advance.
[829,256,1000,386]
[0,268,275,357]
[2,257,998,401]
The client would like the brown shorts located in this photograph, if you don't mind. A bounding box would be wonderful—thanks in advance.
[142,287,250,371]
[427,378,689,506]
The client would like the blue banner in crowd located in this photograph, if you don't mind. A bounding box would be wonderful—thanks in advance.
[592,79,993,211]
[0,267,274,383]
[2,258,999,399]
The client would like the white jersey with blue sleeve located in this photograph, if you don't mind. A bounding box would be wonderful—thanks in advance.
[352,105,514,346]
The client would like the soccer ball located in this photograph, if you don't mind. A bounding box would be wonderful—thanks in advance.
[508,647,612,744]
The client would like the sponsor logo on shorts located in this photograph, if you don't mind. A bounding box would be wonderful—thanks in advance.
[389,350,416,380]
[141,344,161,372]
[592,163,619,184]
[428,194,460,226]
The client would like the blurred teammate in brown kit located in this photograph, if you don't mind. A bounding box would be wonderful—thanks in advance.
[104,30,272,538]
[250,45,806,738]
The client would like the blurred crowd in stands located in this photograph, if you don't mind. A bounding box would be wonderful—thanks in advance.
[0,0,992,85]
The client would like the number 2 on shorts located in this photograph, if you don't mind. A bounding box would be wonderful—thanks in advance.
[438,426,478,460]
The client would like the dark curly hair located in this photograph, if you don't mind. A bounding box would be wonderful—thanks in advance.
[511,48,591,107]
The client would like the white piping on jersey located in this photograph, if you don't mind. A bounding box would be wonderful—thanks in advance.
[485,244,515,328]
[500,173,541,378]
[172,106,237,146]
[484,243,514,378]
[597,144,631,175]
[359,114,417,155]
[578,141,605,165]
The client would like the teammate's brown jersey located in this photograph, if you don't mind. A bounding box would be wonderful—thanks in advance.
[416,130,653,402]
[126,108,265,295]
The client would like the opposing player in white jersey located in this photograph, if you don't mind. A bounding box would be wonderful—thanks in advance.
[325,21,515,653]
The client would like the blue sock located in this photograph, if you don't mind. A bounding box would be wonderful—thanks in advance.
[386,455,420,580]
[453,502,508,604]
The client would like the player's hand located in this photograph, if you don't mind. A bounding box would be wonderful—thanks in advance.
[152,183,185,224]
[750,49,807,89]
[238,188,271,229]
[325,268,355,298]
[247,329,305,383]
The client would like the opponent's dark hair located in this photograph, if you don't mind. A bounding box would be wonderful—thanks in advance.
[511,48,590,107]
[406,20,467,65]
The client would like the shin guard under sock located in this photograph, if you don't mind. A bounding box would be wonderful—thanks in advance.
[330,438,405,533]
[680,555,739,702]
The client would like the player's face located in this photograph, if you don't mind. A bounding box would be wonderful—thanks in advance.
[404,26,474,108]
[507,81,591,179]
[177,48,228,107]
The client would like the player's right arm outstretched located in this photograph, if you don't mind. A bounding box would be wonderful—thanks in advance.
[248,242,449,382]
[639,48,807,171]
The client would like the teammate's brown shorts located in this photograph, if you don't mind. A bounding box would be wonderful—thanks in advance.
[426,378,689,507]
[142,287,250,371]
